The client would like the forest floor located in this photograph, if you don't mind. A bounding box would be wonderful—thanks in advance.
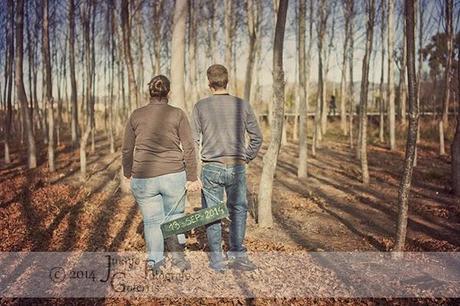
[0,120,459,305]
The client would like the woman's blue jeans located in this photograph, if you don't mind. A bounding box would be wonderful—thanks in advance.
[130,171,186,265]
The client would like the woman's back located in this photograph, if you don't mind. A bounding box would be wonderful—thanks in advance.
[122,96,197,181]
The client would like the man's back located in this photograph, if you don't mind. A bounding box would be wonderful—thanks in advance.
[192,94,262,163]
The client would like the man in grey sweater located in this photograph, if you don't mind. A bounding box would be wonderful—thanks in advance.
[192,64,263,272]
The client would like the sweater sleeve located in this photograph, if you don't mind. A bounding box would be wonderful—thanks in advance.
[122,115,136,178]
[178,110,198,181]
[244,102,263,161]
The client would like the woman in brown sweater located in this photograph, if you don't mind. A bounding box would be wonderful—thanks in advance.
[122,75,201,272]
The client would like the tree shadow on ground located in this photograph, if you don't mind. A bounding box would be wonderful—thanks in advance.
[108,202,139,251]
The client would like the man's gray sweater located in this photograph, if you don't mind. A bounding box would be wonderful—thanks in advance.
[191,94,263,163]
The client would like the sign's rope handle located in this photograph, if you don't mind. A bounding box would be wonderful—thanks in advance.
[201,188,225,205]
[162,188,187,223]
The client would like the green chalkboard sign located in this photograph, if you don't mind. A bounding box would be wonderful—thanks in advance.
[161,203,229,238]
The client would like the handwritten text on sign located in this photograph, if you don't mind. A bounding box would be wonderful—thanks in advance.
[161,203,228,238]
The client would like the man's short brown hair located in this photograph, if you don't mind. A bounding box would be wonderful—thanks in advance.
[207,64,228,89]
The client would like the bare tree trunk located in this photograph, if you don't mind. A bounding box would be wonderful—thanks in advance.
[56,36,66,147]
[116,23,127,120]
[90,5,96,154]
[69,0,79,146]
[26,3,34,134]
[313,0,328,156]
[348,1,355,150]
[379,0,386,143]
[244,0,259,102]
[250,31,262,112]
[394,0,419,252]
[452,114,460,196]
[152,0,163,75]
[205,0,217,65]
[258,0,288,228]
[2,39,6,109]
[108,0,116,153]
[121,0,138,111]
[188,0,199,110]
[63,40,69,125]
[292,2,300,142]
[339,43,348,136]
[4,0,14,164]
[340,0,352,136]
[15,0,36,169]
[80,42,86,123]
[80,1,93,180]
[322,4,336,134]
[359,0,375,185]
[438,0,453,155]
[42,0,55,172]
[32,43,41,134]
[135,0,144,103]
[413,0,423,166]
[289,4,299,143]
[80,122,91,180]
[224,0,234,93]
[170,0,187,110]
[399,31,407,126]
[451,50,460,196]
[297,0,308,178]
[387,0,396,151]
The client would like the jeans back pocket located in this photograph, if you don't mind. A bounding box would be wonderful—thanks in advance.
[202,166,223,186]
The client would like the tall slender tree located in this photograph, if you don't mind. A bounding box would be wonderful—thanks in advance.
[399,27,407,126]
[69,0,78,145]
[244,0,260,102]
[152,0,163,75]
[25,2,35,134]
[4,0,14,164]
[322,2,336,134]
[347,0,355,150]
[170,0,187,111]
[413,0,424,166]
[358,0,376,185]
[340,0,352,135]
[80,0,93,179]
[387,0,396,151]
[313,0,328,156]
[205,0,217,65]
[451,43,460,196]
[121,0,138,111]
[258,0,288,228]
[90,3,96,153]
[108,0,116,153]
[134,0,144,99]
[379,0,386,143]
[224,0,235,93]
[297,0,308,178]
[43,0,55,172]
[15,0,36,169]
[188,0,199,108]
[438,0,453,155]
[395,0,419,252]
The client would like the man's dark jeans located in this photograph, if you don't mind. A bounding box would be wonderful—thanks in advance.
[201,162,248,266]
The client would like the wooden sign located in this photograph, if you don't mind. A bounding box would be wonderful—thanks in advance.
[161,203,229,238]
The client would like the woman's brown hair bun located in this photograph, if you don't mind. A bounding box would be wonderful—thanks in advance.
[148,75,170,98]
